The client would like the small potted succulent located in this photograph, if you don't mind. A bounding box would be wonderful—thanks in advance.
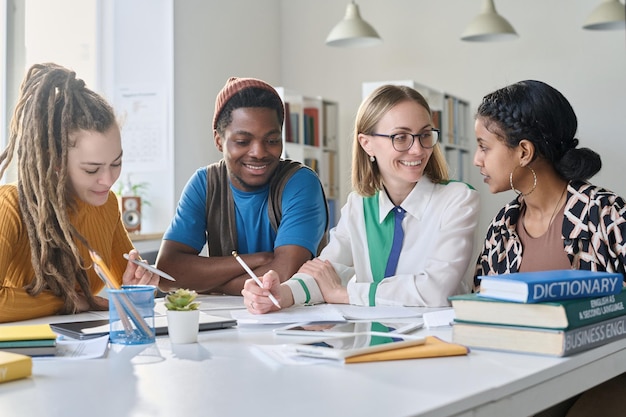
[165,289,201,344]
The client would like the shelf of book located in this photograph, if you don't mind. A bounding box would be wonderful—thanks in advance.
[362,80,472,183]
[275,87,339,228]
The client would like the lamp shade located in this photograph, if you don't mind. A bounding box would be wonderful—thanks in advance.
[326,1,382,47]
[583,0,626,30]
[461,0,518,42]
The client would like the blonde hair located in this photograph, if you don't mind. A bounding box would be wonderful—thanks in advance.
[0,63,117,314]
[351,85,448,196]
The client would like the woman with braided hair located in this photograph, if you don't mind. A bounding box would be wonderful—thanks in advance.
[473,80,625,417]
[0,63,159,323]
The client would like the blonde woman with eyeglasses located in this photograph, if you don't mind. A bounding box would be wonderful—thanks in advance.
[242,84,479,312]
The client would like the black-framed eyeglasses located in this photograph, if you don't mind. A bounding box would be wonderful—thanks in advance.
[370,129,440,151]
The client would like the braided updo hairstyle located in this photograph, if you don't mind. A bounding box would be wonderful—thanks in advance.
[476,80,601,181]
[0,63,117,314]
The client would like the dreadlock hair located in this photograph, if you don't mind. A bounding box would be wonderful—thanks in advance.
[0,62,117,314]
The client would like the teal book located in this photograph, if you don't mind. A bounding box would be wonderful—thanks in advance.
[0,339,57,349]
[476,269,623,303]
[450,288,626,330]
[0,338,57,357]
[0,345,57,357]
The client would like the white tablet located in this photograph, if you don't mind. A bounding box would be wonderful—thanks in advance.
[274,320,423,337]
[290,332,426,360]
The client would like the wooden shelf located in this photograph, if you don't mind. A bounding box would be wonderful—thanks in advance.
[129,232,163,242]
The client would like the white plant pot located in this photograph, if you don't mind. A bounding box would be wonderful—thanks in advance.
[166,310,200,344]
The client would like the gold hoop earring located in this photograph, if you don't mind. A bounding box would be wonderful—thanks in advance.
[509,165,537,196]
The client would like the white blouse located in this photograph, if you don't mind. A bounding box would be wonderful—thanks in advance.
[285,178,480,307]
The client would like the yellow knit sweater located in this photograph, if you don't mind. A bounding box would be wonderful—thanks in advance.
[0,184,134,323]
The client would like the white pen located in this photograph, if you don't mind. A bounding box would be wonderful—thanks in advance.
[123,253,176,282]
[232,251,281,309]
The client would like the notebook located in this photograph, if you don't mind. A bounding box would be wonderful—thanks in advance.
[50,313,237,340]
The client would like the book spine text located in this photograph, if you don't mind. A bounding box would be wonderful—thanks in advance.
[564,315,626,356]
[530,275,621,302]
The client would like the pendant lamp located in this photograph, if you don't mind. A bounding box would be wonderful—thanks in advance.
[583,0,626,30]
[461,0,518,42]
[326,1,382,47]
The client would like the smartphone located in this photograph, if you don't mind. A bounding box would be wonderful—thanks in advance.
[291,332,426,360]
[274,320,423,337]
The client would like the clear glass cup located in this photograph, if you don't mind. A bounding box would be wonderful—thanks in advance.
[107,285,156,345]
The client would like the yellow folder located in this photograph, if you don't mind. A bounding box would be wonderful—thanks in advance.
[345,336,469,364]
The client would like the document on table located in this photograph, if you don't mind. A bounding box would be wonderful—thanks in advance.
[232,304,345,324]
[155,295,245,315]
[335,305,434,320]
[231,303,428,325]
[195,295,246,311]
[252,344,337,366]
[35,335,109,360]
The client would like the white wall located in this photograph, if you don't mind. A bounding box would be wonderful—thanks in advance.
[100,0,175,234]
[0,0,7,156]
[276,0,626,262]
[24,0,97,86]
[172,0,283,200]
[5,0,625,259]
[171,0,626,274]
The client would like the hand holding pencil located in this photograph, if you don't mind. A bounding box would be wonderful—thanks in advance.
[232,251,281,310]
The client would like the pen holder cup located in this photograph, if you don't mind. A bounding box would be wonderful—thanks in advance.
[107,285,156,345]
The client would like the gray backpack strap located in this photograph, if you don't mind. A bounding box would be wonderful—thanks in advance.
[205,160,236,256]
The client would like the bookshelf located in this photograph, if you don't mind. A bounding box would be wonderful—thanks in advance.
[361,81,472,183]
[275,87,340,228]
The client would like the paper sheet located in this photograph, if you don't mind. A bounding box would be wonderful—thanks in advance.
[155,295,245,315]
[232,304,346,325]
[231,304,432,325]
[334,305,427,320]
[196,295,246,311]
[35,336,109,360]
[252,344,339,366]
[423,308,456,328]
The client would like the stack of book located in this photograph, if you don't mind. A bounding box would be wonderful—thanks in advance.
[450,270,626,356]
[0,324,58,357]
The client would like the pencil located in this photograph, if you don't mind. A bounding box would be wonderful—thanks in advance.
[123,253,176,281]
[89,250,154,338]
[231,251,281,309]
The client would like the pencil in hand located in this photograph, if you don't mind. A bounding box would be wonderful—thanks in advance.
[232,251,281,309]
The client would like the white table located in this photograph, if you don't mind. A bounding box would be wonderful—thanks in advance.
[1,307,625,417]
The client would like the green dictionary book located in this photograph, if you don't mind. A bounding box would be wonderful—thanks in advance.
[449,288,626,330]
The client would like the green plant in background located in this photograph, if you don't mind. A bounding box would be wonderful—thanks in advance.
[115,174,152,207]
[164,289,200,311]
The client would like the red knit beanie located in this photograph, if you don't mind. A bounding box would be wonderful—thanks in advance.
[212,77,284,130]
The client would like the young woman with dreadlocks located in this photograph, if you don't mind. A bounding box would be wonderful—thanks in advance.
[0,63,159,323]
